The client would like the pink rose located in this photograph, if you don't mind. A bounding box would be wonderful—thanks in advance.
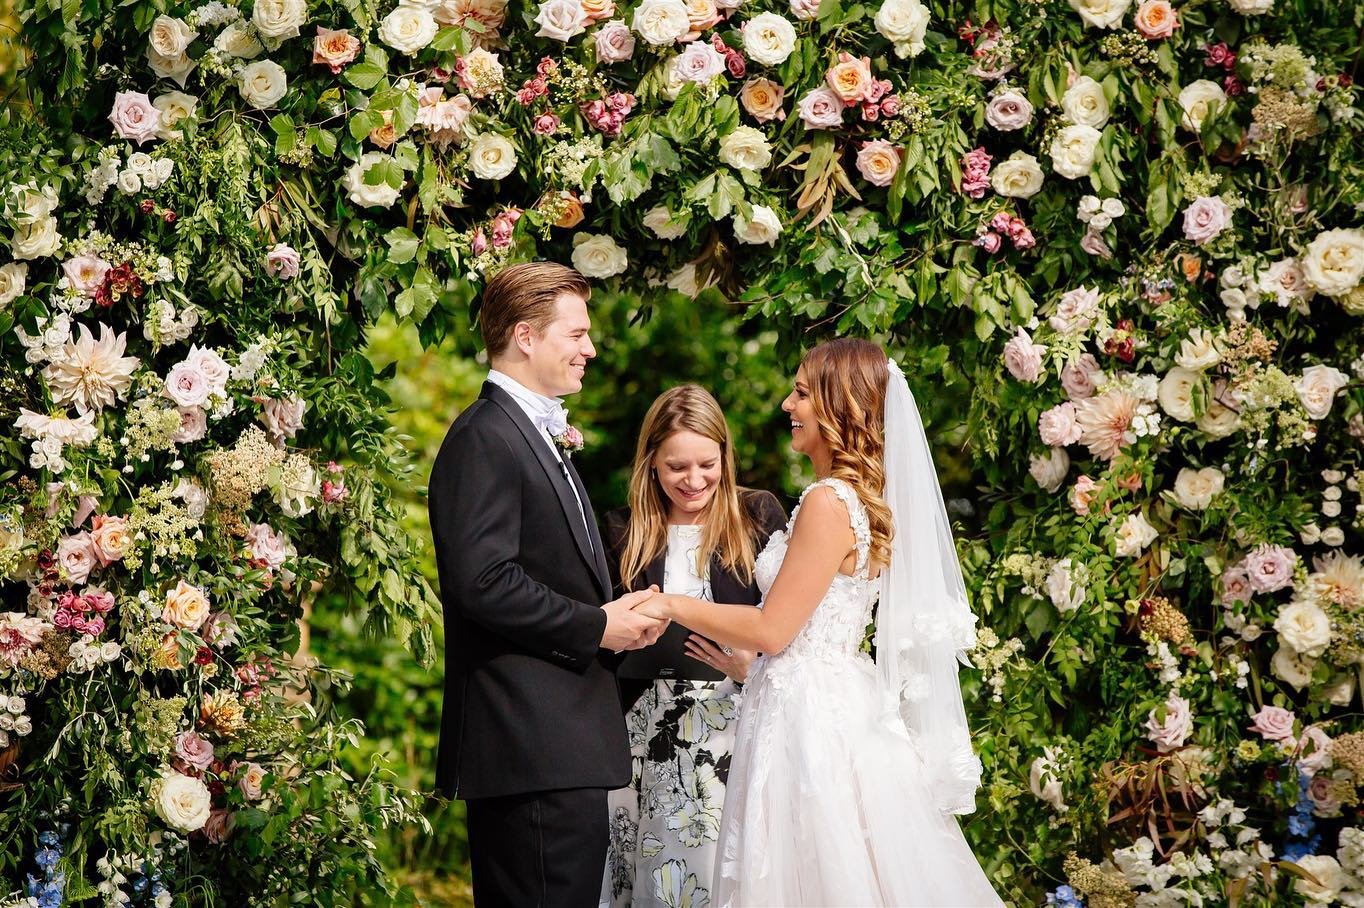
[985,90,1033,131]
[323,478,348,503]
[959,147,992,199]
[1220,565,1254,606]
[879,94,901,117]
[974,231,1002,254]
[264,243,301,280]
[594,20,636,62]
[789,0,820,17]
[165,362,211,408]
[173,406,208,444]
[1308,773,1342,816]
[1248,704,1296,742]
[62,254,111,298]
[797,87,845,129]
[1039,402,1082,447]
[259,395,307,441]
[203,611,240,649]
[1182,196,1233,245]
[1061,354,1103,400]
[1002,328,1046,383]
[533,112,560,135]
[1050,285,1101,334]
[675,39,727,83]
[1079,229,1113,259]
[238,761,268,800]
[1145,693,1193,753]
[89,514,131,566]
[1243,544,1297,594]
[471,227,489,256]
[312,26,362,74]
[175,730,216,770]
[1134,0,1177,39]
[1069,475,1101,516]
[491,209,519,249]
[58,532,97,584]
[109,91,162,145]
[85,588,115,615]
[202,807,234,844]
[1298,726,1333,774]
[854,139,902,187]
[825,52,874,104]
[186,346,230,394]
[245,523,290,569]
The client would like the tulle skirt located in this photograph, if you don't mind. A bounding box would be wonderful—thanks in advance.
[714,651,1003,907]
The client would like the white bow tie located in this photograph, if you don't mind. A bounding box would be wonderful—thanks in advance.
[534,403,568,437]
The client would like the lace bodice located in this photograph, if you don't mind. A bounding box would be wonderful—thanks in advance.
[753,478,877,664]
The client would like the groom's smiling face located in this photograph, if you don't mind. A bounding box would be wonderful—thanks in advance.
[522,291,595,397]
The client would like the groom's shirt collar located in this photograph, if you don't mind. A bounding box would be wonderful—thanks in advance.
[487,369,563,426]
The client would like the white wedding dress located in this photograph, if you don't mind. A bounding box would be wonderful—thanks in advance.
[714,478,1003,907]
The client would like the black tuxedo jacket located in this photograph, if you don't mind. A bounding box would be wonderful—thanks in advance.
[603,490,787,683]
[428,381,630,800]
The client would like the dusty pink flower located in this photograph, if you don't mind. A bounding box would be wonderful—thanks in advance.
[1182,196,1233,245]
[675,39,727,82]
[1080,229,1113,259]
[1249,704,1296,741]
[1134,0,1178,39]
[58,532,97,584]
[264,243,301,280]
[594,19,636,62]
[1220,565,1254,605]
[985,89,1033,131]
[259,395,307,441]
[238,761,268,800]
[173,406,207,444]
[313,26,362,73]
[797,87,844,129]
[1243,544,1298,594]
[1298,726,1333,774]
[1039,402,1082,446]
[959,147,992,198]
[1145,693,1193,753]
[109,91,162,145]
[1050,285,1101,334]
[202,807,234,844]
[175,730,216,770]
[1060,354,1103,400]
[533,112,561,135]
[165,362,211,408]
[1002,327,1045,383]
[974,231,1002,253]
[62,254,111,298]
[245,523,290,569]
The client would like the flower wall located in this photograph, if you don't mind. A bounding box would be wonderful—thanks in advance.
[3,0,1364,901]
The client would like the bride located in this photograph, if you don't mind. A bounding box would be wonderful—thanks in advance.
[636,338,1002,906]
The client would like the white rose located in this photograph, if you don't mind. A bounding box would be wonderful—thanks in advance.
[252,0,308,40]
[1049,124,1101,180]
[571,233,628,278]
[1157,367,1201,422]
[468,133,517,181]
[117,170,143,194]
[0,262,27,306]
[1062,75,1110,129]
[1114,511,1158,557]
[719,126,772,172]
[1295,364,1349,420]
[534,0,589,41]
[990,151,1045,199]
[1302,228,1364,297]
[238,60,288,109]
[1271,644,1314,690]
[643,206,688,240]
[1068,0,1130,27]
[152,769,212,832]
[1295,856,1345,904]
[11,216,61,260]
[874,0,929,59]
[148,47,197,87]
[149,15,198,58]
[1196,401,1241,439]
[733,204,782,245]
[1178,80,1227,132]
[1172,467,1224,510]
[215,21,264,59]
[1321,526,1346,547]
[1029,756,1067,812]
[379,4,438,53]
[631,0,689,46]
[1226,0,1272,13]
[742,12,797,66]
[1275,600,1332,659]
[1029,447,1070,493]
[343,152,403,208]
[1046,558,1085,612]
[1174,328,1222,371]
[153,92,199,141]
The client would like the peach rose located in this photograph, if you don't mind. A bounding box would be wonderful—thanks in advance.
[1134,0,1177,38]
[854,140,901,187]
[313,27,362,74]
[90,515,132,565]
[682,0,720,33]
[553,192,585,228]
[825,53,875,103]
[163,580,211,631]
[581,0,615,19]
[740,77,785,122]
[369,110,397,149]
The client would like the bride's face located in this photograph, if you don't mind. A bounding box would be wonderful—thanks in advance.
[781,367,824,460]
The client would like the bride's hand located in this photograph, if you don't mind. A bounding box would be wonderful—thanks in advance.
[685,634,755,683]
[633,595,671,621]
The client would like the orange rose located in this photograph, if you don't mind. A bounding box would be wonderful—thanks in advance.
[683,0,721,35]
[312,26,362,74]
[1177,253,1202,283]
[554,192,585,229]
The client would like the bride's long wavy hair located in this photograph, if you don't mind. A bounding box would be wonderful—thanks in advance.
[801,338,895,569]
[619,385,759,589]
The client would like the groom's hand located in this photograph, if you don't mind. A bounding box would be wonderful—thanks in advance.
[601,590,667,653]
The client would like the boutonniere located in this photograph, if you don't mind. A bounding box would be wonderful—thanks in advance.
[553,425,585,457]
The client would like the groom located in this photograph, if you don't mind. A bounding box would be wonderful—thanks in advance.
[428,261,665,907]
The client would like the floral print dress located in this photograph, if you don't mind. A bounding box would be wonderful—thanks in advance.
[602,524,742,908]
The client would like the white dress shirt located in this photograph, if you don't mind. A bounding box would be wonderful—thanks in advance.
[487,369,594,551]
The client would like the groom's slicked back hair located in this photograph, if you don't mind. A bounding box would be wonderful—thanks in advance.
[479,262,591,358]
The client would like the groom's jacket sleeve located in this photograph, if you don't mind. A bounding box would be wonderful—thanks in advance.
[433,420,607,672]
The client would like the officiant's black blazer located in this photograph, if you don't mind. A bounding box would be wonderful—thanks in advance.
[428,381,629,800]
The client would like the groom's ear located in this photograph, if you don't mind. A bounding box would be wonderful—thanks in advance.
[511,320,537,356]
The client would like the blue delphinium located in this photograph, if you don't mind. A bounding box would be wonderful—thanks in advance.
[25,828,66,908]
[1281,771,1321,862]
[1047,884,1085,907]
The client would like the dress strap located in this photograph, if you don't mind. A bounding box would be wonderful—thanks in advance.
[799,478,872,577]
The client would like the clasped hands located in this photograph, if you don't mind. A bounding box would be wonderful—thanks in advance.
[601,587,671,653]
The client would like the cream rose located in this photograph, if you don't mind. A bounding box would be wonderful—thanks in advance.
[344,152,403,207]
[380,4,438,53]
[1114,511,1158,557]
[163,580,211,631]
[990,151,1044,199]
[742,12,797,66]
[1275,600,1332,659]
[571,233,628,278]
[1172,467,1224,510]
[1178,80,1226,132]
[1302,228,1364,297]
[148,47,197,86]
[733,204,782,245]
[0,262,27,306]
[1174,328,1221,370]
[238,60,288,109]
[1295,855,1345,904]
[11,217,61,260]
[1068,0,1130,28]
[152,769,212,833]
[1196,401,1241,438]
[1157,367,1201,422]
[1062,76,1110,129]
[217,21,265,58]
[631,0,689,46]
[1295,364,1349,419]
[1272,645,1314,690]
[1029,448,1071,493]
[468,133,517,181]
[252,0,308,39]
[1049,124,1101,179]
[90,515,133,564]
[855,140,901,188]
[643,206,688,240]
[153,92,199,141]
[1226,0,1273,13]
[149,15,198,58]
[534,0,589,41]
[874,0,929,59]
[719,126,772,172]
[1029,755,1067,812]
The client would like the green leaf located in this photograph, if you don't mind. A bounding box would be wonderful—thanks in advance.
[343,62,385,90]
[385,227,421,265]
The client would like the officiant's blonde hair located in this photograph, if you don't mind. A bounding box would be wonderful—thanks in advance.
[801,339,894,569]
[620,385,758,590]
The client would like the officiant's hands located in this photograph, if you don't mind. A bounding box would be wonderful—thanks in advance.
[601,588,668,652]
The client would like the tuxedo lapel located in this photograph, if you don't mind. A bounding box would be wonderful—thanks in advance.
[482,383,605,596]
